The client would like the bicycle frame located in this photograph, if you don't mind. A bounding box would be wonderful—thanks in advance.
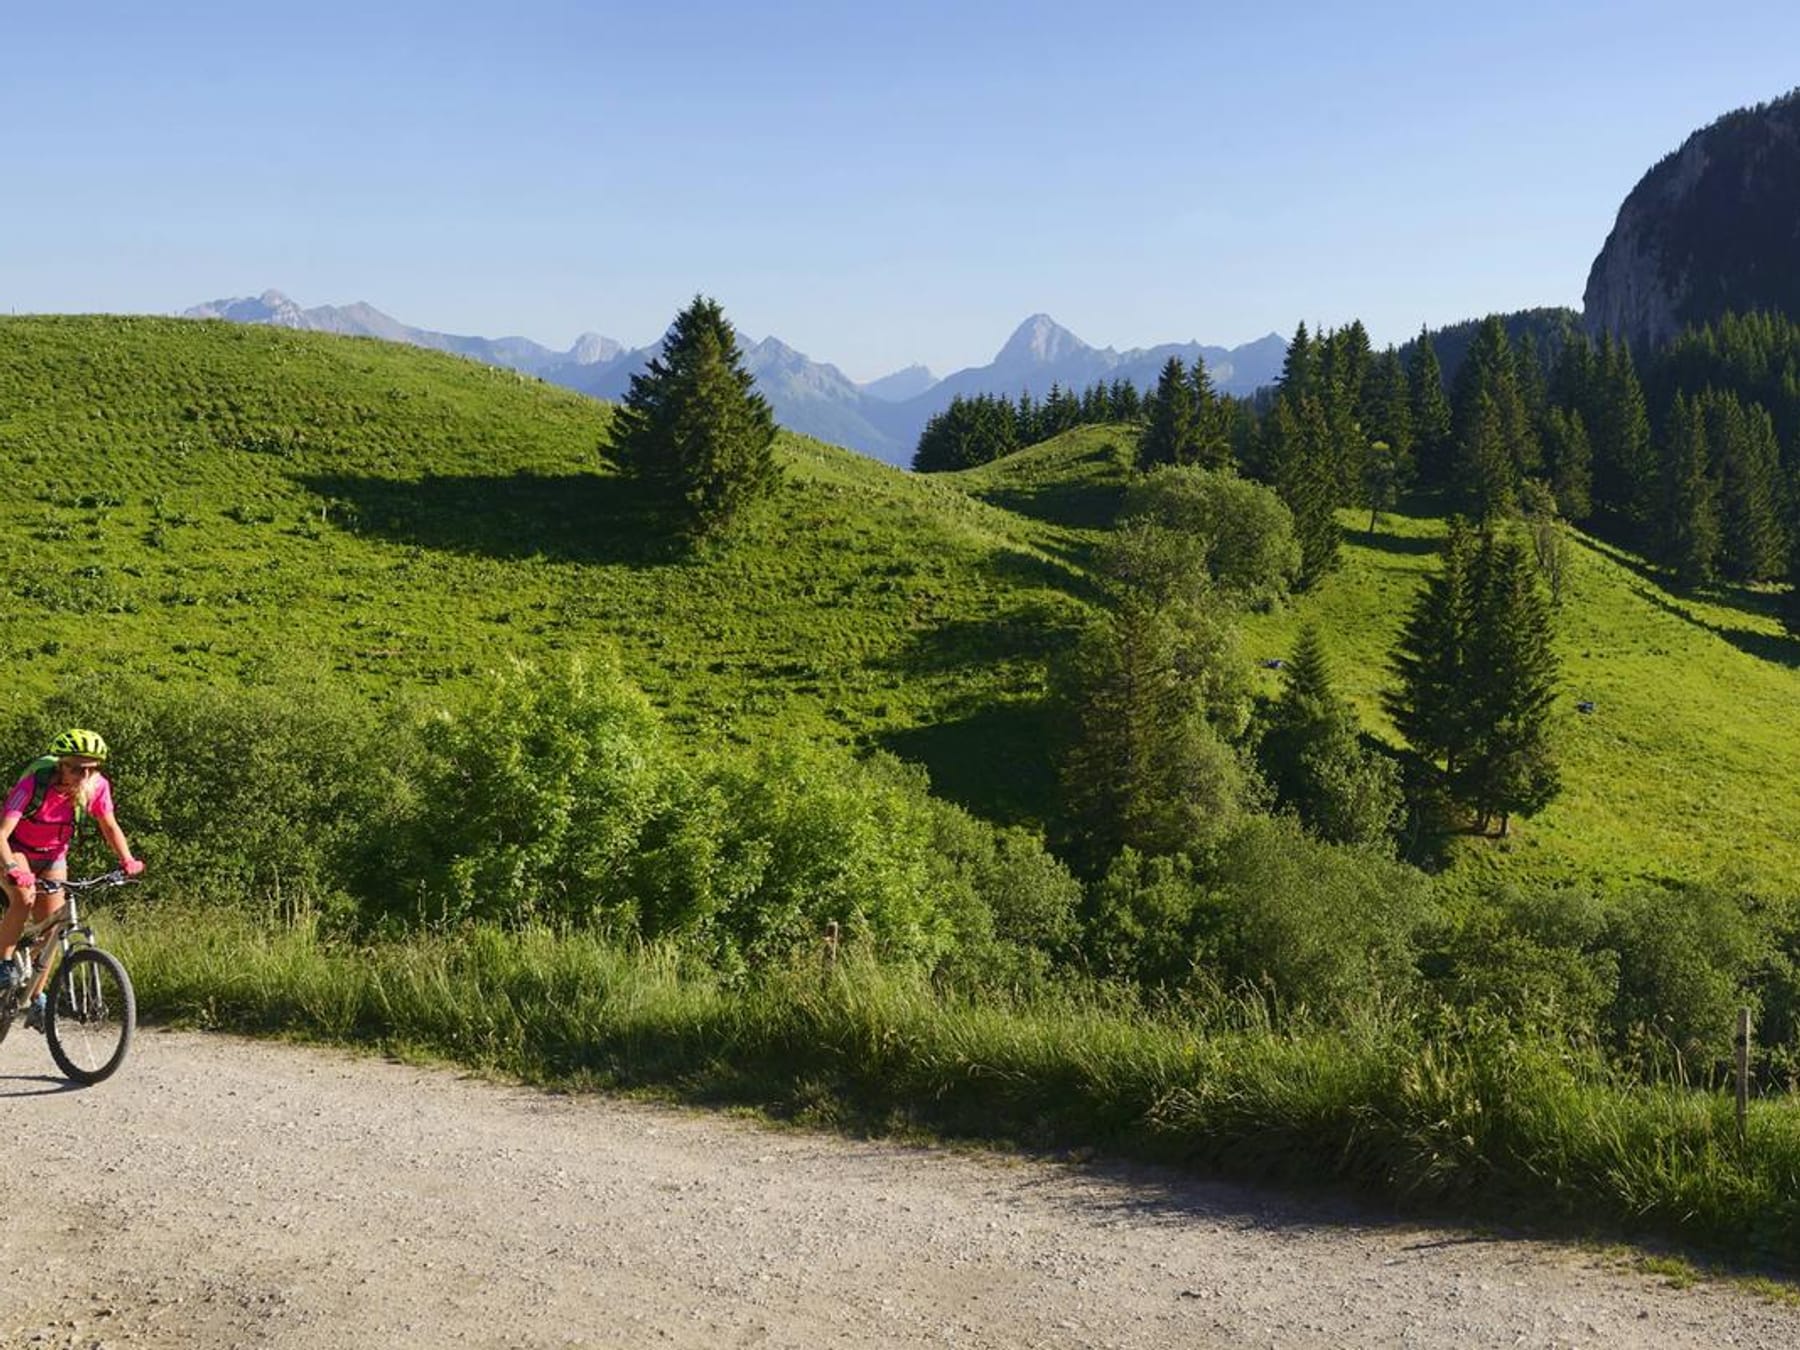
[9,874,117,1011]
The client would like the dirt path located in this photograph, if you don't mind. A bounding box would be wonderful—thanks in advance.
[2,1028,1794,1349]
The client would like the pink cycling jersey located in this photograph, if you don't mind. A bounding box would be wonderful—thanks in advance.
[2,771,114,860]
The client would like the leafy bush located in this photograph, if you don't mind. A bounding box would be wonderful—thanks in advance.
[920,800,1081,992]
[9,672,381,922]
[1604,881,1769,1081]
[1081,848,1206,990]
[1423,882,1618,1035]
[1193,815,1436,1015]
[355,657,675,930]
[697,748,954,969]
[1116,466,1300,611]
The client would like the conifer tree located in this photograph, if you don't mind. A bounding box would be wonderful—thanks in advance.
[1139,357,1199,470]
[1361,348,1415,483]
[1540,406,1594,522]
[1407,329,1453,489]
[1450,316,1535,500]
[1055,591,1251,866]
[1109,377,1141,422]
[1387,525,1561,835]
[1551,327,1596,418]
[1259,625,1401,847]
[1703,391,1786,582]
[1591,336,1656,531]
[1014,389,1039,443]
[1316,335,1367,504]
[1278,322,1317,403]
[1514,330,1551,436]
[1189,355,1231,470]
[1385,519,1477,773]
[1454,536,1561,835]
[606,295,779,540]
[1264,394,1341,589]
[1454,391,1517,524]
[1658,393,1718,588]
[1332,320,1374,412]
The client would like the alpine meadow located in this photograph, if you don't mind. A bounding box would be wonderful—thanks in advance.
[15,89,1800,1277]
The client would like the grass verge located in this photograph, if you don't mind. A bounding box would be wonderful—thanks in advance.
[112,915,1800,1275]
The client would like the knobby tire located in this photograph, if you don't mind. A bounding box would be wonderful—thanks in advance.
[45,946,135,1084]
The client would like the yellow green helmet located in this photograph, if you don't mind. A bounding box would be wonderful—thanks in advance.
[49,728,109,762]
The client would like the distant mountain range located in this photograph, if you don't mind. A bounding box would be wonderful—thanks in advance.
[181,291,1287,466]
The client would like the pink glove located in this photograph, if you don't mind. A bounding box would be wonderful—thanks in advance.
[121,858,145,877]
[5,865,32,890]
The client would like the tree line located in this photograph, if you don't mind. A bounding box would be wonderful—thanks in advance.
[910,378,1160,473]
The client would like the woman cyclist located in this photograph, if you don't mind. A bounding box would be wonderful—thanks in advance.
[0,728,144,994]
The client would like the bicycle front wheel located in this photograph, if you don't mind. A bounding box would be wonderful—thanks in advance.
[45,946,136,1084]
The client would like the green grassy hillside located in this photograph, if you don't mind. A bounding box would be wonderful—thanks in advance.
[0,316,1092,821]
[949,428,1800,897]
[8,315,1800,898]
[1238,511,1800,897]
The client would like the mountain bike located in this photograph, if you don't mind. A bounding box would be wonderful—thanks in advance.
[0,870,137,1084]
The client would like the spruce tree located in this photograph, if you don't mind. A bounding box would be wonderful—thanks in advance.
[1264,395,1341,589]
[912,394,1018,472]
[1139,357,1198,470]
[606,295,779,539]
[1361,348,1415,484]
[1657,393,1718,588]
[1278,322,1317,403]
[1450,316,1534,502]
[1259,625,1401,847]
[1388,526,1561,835]
[1055,592,1251,866]
[1453,391,1518,524]
[1591,336,1656,531]
[1454,537,1561,835]
[1189,355,1231,469]
[1704,391,1785,582]
[1407,329,1454,490]
[1541,406,1594,522]
[1385,519,1477,774]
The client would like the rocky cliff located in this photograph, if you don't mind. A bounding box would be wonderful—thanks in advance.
[1584,91,1800,348]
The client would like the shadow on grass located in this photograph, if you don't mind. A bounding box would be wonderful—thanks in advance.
[974,477,1128,531]
[1632,583,1800,668]
[298,471,685,566]
[877,700,1061,826]
[982,545,1105,607]
[1352,528,1443,558]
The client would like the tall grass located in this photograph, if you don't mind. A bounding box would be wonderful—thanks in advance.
[113,914,1800,1271]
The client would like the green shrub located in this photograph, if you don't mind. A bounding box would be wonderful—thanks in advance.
[1423,882,1618,1035]
[9,672,381,921]
[1605,881,1769,1081]
[1194,815,1437,1015]
[1082,848,1206,989]
[357,657,673,930]
[1115,466,1300,611]
[699,748,953,968]
[924,802,1081,992]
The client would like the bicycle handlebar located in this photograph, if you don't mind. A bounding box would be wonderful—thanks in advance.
[37,870,135,894]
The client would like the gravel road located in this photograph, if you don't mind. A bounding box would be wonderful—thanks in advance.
[2,1028,1794,1348]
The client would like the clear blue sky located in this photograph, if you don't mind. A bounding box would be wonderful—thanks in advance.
[3,2,1796,381]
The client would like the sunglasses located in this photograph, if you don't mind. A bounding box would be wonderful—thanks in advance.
[57,760,103,775]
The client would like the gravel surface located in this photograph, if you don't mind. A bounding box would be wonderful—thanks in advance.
[2,1027,1795,1348]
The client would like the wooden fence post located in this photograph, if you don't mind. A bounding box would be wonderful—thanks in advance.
[823,920,840,971]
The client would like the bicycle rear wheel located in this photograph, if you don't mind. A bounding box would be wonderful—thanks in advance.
[45,946,135,1084]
